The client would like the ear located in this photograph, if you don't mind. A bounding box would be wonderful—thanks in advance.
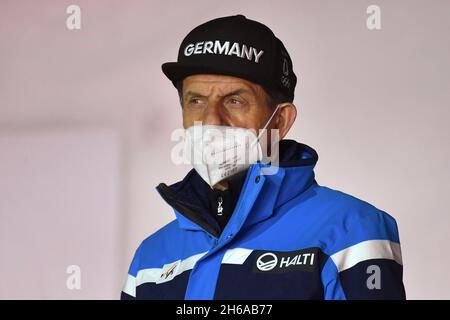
[276,103,297,139]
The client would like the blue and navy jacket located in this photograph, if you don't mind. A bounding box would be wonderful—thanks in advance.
[121,140,406,300]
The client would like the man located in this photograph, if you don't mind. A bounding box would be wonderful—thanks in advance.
[121,14,406,300]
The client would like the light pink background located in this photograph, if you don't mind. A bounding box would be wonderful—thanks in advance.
[1,0,449,299]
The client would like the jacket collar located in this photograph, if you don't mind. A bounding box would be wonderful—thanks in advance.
[156,140,319,239]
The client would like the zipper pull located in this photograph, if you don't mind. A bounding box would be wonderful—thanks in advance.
[217,196,223,216]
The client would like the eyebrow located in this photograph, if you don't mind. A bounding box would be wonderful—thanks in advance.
[184,88,253,100]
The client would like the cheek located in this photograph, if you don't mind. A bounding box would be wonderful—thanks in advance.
[182,115,194,129]
[229,112,265,130]
[182,110,200,128]
[250,108,272,129]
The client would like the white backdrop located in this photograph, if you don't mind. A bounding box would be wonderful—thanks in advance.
[0,130,122,299]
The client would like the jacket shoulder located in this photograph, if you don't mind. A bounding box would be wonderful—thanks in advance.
[311,185,401,254]
[127,220,180,275]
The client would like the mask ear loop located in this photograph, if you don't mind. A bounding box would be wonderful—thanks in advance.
[249,104,284,168]
[252,103,283,146]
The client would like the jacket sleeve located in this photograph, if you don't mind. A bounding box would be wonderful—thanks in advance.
[120,243,143,300]
[321,208,406,300]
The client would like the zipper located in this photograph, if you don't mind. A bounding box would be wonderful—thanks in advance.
[217,196,223,216]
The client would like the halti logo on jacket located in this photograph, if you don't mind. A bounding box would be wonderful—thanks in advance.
[254,248,319,273]
[256,253,278,271]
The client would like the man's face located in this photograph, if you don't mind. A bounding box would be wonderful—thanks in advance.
[181,74,274,132]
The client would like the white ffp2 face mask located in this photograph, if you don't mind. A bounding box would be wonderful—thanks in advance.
[183,104,281,187]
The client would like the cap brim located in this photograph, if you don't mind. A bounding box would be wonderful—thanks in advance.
[161,61,260,88]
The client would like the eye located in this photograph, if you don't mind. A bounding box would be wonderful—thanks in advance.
[228,97,243,105]
[188,98,205,106]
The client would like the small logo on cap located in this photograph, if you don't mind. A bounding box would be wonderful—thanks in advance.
[282,58,289,76]
[281,76,291,88]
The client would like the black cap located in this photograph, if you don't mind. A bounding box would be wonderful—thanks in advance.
[161,14,297,102]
